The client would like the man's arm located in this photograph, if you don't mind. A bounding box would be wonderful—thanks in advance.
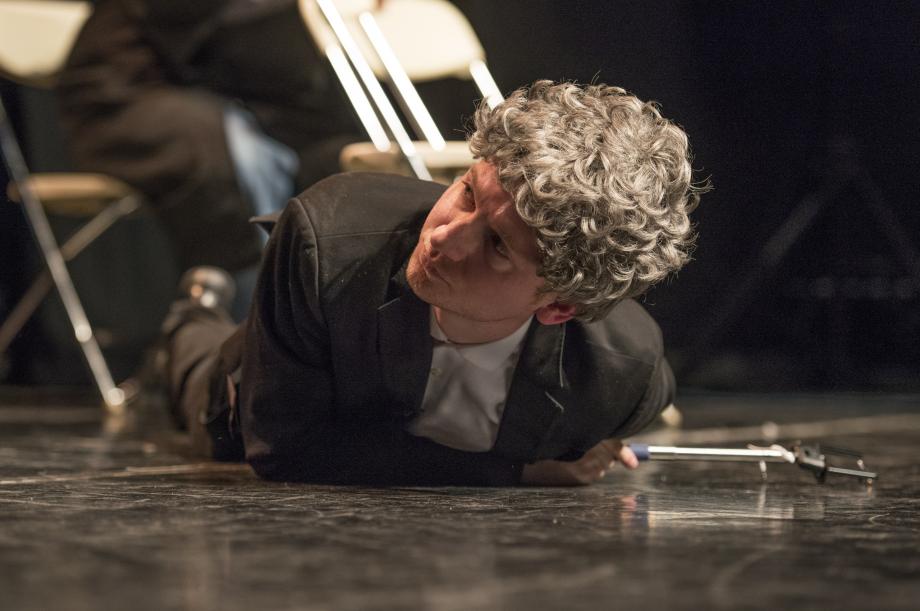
[239,200,522,486]
[521,333,676,486]
[612,353,676,439]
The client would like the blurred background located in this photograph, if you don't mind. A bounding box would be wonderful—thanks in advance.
[2,0,918,394]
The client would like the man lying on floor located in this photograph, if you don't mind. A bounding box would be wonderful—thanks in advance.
[164,81,704,486]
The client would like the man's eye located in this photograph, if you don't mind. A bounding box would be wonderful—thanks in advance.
[458,182,475,210]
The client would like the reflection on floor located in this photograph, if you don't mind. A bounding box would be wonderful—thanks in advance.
[1,389,918,611]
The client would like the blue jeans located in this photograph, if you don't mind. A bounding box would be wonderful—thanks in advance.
[223,104,299,318]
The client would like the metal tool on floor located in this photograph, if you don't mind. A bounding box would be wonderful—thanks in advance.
[628,442,877,484]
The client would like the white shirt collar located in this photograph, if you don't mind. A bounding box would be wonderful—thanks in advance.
[429,308,532,370]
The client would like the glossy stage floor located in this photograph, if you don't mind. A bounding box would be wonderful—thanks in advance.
[1,389,918,611]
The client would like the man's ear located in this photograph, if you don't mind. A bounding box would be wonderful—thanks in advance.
[535,301,577,326]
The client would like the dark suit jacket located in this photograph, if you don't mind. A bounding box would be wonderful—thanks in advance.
[232,172,675,486]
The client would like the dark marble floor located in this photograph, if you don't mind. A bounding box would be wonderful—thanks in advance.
[1,389,918,611]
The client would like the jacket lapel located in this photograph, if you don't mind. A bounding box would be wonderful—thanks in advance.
[376,261,569,458]
[492,320,568,461]
[377,266,433,421]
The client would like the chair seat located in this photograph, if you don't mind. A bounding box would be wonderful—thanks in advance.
[6,172,136,216]
[0,1,91,87]
[339,140,474,183]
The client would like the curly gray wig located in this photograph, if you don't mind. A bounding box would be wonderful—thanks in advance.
[469,80,705,321]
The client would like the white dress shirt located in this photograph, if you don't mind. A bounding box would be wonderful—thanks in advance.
[406,309,532,452]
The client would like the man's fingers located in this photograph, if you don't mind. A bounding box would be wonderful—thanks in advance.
[583,454,607,476]
[597,439,621,462]
[617,443,639,469]
[595,438,638,469]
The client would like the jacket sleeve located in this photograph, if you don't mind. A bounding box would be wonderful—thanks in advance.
[621,355,676,438]
[609,324,677,440]
[239,199,523,486]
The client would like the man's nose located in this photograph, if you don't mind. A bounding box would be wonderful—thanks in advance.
[429,217,480,262]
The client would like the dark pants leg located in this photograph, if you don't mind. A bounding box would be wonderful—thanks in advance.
[165,303,238,458]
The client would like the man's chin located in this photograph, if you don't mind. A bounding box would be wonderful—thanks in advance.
[407,273,456,315]
[406,263,435,303]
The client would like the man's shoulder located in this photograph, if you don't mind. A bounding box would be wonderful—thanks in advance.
[287,172,446,238]
[576,298,664,363]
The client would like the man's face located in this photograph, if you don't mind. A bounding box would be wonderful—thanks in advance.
[407,161,556,335]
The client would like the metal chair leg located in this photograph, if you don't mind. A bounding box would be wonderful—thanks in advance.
[0,194,140,355]
[0,99,125,413]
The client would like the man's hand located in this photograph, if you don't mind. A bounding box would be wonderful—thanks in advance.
[521,438,638,486]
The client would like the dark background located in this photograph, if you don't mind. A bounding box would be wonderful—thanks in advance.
[2,0,919,391]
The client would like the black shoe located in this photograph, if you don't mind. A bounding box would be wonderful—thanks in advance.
[146,267,236,428]
[178,266,235,311]
[159,267,235,341]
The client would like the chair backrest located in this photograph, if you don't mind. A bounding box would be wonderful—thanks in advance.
[305,0,502,179]
[0,1,91,87]
[300,0,486,82]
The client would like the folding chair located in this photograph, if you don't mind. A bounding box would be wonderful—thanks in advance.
[0,0,144,412]
[299,0,505,183]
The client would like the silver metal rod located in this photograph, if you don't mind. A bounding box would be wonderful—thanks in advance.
[469,59,503,110]
[827,466,878,479]
[325,44,390,151]
[0,100,124,412]
[644,445,795,463]
[315,0,431,180]
[0,194,139,354]
[358,11,445,151]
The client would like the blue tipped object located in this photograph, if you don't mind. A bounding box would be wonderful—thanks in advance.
[629,443,650,461]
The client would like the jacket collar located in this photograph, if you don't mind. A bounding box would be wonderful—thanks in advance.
[250,211,281,236]
[376,264,433,421]
[492,320,568,461]
[377,263,569,460]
